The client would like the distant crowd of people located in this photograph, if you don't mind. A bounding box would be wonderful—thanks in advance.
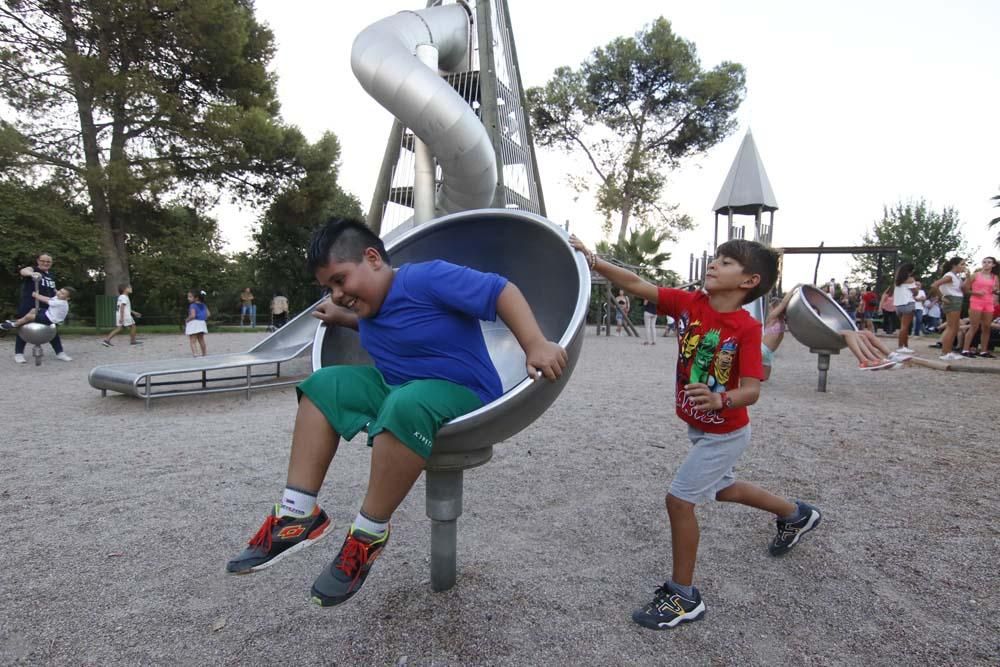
[5,250,296,363]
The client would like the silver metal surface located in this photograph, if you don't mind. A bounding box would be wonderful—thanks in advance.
[89,297,322,403]
[18,322,57,346]
[785,284,857,352]
[351,3,497,215]
[312,208,591,453]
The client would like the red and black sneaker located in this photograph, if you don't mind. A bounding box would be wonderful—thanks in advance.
[226,504,332,574]
[309,524,390,607]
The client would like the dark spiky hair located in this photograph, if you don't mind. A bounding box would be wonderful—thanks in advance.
[306,217,389,274]
[715,239,779,304]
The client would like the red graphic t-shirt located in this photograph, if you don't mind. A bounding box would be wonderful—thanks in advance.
[861,291,878,313]
[657,287,764,434]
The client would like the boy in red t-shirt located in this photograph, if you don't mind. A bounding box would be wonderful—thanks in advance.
[570,236,822,630]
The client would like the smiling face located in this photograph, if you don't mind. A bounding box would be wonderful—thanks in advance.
[56,288,71,300]
[313,247,393,319]
[981,257,996,271]
[36,254,53,271]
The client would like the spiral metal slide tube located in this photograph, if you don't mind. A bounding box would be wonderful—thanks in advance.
[351,4,498,214]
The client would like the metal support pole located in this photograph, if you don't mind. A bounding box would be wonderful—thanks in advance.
[810,349,840,392]
[425,469,464,592]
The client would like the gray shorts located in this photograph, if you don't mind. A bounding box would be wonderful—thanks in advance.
[668,425,751,504]
[895,303,915,315]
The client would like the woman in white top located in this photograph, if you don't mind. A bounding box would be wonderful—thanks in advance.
[891,262,918,354]
[930,257,967,361]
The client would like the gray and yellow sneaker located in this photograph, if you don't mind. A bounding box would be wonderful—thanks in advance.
[769,501,822,556]
[631,583,706,630]
[226,504,332,574]
[310,523,390,607]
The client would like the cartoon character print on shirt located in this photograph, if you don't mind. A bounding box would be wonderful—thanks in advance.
[675,316,726,426]
[689,329,720,385]
[708,337,738,392]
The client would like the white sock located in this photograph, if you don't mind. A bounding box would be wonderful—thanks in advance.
[353,511,388,536]
[278,487,316,518]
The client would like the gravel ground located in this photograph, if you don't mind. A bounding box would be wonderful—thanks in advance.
[1,329,998,666]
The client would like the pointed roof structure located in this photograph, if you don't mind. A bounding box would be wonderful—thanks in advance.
[712,129,778,214]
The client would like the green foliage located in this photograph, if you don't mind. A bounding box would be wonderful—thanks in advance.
[0,180,102,316]
[0,0,307,292]
[527,17,744,244]
[252,133,363,312]
[589,228,679,320]
[850,200,970,284]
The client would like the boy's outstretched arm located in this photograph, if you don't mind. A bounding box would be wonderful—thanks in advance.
[496,283,568,381]
[568,235,659,303]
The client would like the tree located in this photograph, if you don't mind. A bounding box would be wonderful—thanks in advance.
[252,133,363,312]
[0,0,307,294]
[0,178,101,316]
[527,17,745,245]
[851,200,970,284]
[596,227,678,286]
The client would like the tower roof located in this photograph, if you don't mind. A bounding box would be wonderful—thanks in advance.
[712,130,778,214]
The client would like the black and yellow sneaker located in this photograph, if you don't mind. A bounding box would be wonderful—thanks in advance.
[226,504,332,574]
[310,524,390,607]
[631,583,706,630]
[769,500,822,556]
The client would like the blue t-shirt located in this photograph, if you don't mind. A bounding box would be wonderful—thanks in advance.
[358,260,508,404]
[191,302,208,320]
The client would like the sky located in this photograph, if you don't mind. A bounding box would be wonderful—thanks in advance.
[217,0,1000,286]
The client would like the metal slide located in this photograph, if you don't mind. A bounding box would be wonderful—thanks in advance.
[88,298,322,407]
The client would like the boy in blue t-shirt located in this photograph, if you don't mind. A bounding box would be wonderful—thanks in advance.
[227,218,568,607]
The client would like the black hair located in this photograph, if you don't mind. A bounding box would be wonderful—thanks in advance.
[62,286,76,299]
[714,239,779,304]
[188,289,205,303]
[894,263,914,286]
[306,217,389,275]
[983,256,999,277]
[117,284,128,294]
[941,256,964,274]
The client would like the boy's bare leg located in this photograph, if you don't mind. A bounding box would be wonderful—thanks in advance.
[13,310,36,327]
[715,481,796,517]
[285,396,341,493]
[360,431,426,520]
[666,494,700,586]
[129,324,137,344]
[105,326,122,342]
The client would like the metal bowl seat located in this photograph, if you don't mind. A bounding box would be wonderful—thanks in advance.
[785,284,857,351]
[19,322,58,346]
[312,208,591,457]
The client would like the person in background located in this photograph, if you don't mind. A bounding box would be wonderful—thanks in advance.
[923,295,942,341]
[185,289,210,357]
[859,284,878,333]
[642,298,657,346]
[614,288,630,336]
[101,284,142,347]
[240,288,256,328]
[911,281,926,337]
[931,257,968,361]
[892,263,918,355]
[271,292,290,329]
[960,257,999,358]
[10,253,72,363]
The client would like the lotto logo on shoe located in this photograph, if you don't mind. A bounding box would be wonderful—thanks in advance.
[277,525,307,540]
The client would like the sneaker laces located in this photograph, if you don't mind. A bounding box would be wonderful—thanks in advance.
[248,512,280,551]
[336,534,370,582]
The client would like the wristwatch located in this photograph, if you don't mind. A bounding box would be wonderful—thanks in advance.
[719,391,733,410]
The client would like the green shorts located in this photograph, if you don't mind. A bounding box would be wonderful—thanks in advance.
[941,295,963,314]
[296,366,484,459]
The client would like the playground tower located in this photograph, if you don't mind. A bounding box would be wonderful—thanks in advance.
[712,128,778,251]
[364,0,546,236]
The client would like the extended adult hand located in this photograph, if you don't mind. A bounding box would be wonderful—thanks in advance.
[525,340,568,382]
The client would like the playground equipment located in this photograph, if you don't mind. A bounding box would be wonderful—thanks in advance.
[313,208,590,590]
[785,284,857,391]
[88,301,319,407]
[19,276,58,366]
